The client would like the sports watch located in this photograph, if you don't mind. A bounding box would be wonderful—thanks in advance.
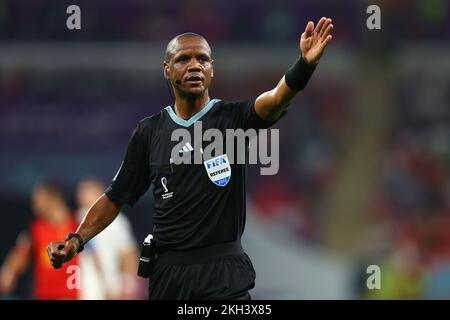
[66,233,85,254]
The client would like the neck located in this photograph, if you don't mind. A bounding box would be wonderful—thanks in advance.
[173,91,210,120]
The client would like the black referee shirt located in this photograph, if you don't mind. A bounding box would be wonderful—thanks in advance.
[105,99,284,251]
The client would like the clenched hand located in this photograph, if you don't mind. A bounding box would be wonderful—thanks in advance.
[46,238,79,269]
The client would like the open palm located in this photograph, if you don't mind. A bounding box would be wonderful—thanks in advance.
[300,17,334,65]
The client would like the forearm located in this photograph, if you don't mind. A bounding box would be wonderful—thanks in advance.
[255,57,316,122]
[255,77,297,121]
[76,194,121,244]
[272,75,300,108]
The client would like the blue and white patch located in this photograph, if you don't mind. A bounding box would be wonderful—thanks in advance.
[203,154,231,187]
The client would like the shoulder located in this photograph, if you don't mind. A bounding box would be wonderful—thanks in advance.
[218,99,254,109]
[212,99,254,117]
[131,109,168,140]
[137,110,165,130]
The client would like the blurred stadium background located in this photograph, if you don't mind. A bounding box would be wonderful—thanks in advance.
[0,0,449,299]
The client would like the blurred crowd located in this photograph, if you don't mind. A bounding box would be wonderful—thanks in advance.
[0,0,449,43]
[362,70,450,299]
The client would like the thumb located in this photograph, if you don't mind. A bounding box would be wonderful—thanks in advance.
[303,21,314,38]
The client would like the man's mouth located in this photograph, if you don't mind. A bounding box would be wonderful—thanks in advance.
[185,75,204,84]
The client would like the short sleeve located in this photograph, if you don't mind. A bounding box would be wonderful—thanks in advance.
[105,122,151,206]
[230,100,287,131]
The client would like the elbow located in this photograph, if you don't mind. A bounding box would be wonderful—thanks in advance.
[270,90,289,111]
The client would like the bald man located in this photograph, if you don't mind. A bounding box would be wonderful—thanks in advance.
[47,17,334,300]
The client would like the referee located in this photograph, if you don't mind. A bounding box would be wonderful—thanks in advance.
[47,17,334,300]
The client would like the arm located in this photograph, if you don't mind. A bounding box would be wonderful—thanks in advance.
[75,194,121,244]
[255,17,334,122]
[0,233,31,294]
[47,194,120,269]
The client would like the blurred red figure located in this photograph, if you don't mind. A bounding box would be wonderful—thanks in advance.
[0,182,79,299]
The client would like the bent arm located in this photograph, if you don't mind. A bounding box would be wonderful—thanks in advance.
[255,76,297,122]
[76,194,121,244]
[47,194,121,269]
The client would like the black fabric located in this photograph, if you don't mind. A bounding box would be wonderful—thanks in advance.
[105,99,284,251]
[105,99,283,299]
[230,292,252,300]
[104,121,152,206]
[284,56,317,91]
[156,240,243,265]
[148,253,256,300]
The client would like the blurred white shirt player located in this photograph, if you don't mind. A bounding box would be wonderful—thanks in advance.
[76,178,140,300]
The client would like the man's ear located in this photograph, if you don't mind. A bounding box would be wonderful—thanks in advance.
[163,61,170,80]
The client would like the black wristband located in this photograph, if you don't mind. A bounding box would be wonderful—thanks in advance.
[284,56,317,91]
[66,233,85,253]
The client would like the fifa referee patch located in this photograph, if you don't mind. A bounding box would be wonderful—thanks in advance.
[203,154,231,187]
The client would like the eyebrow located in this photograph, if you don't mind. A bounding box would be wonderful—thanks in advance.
[174,52,211,60]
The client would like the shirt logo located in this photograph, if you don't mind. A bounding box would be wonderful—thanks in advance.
[179,142,194,153]
[161,177,173,199]
[203,154,231,187]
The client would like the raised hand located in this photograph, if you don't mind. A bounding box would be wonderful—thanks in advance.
[300,17,334,65]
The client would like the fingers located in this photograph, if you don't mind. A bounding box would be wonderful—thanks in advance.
[320,35,333,50]
[47,241,68,269]
[319,18,333,37]
[47,241,61,257]
[321,22,334,41]
[314,17,327,35]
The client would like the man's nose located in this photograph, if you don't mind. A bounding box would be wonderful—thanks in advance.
[187,59,201,71]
